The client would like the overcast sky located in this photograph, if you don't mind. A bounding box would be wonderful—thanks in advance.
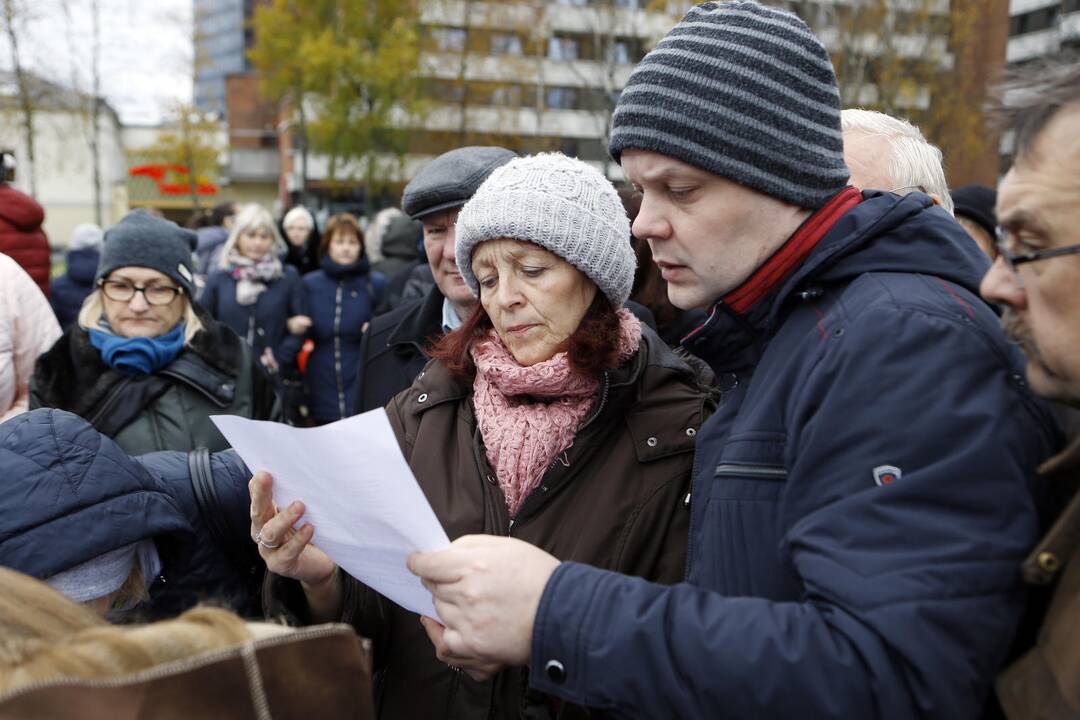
[0,0,193,125]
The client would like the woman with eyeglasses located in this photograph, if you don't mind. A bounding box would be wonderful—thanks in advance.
[29,210,280,454]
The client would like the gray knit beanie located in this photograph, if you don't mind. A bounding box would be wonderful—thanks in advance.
[97,210,198,297]
[609,1,849,209]
[455,153,635,308]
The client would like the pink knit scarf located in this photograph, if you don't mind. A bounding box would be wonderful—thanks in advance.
[471,309,642,517]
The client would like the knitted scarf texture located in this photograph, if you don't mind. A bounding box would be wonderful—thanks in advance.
[471,309,641,517]
[227,249,283,306]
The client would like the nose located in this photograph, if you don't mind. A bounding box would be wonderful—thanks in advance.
[494,275,525,310]
[979,256,1026,311]
[632,192,671,244]
[127,289,150,312]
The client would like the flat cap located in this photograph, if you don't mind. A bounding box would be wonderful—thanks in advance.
[402,146,517,220]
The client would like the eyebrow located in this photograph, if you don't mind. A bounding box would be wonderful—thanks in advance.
[999,209,1048,235]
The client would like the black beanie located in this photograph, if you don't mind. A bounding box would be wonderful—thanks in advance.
[96,210,198,297]
[951,184,997,239]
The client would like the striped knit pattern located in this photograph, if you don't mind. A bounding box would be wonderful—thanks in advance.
[456,152,636,308]
[609,1,849,209]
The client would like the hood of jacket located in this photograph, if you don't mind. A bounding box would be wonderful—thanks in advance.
[65,247,101,285]
[0,408,195,580]
[195,225,228,254]
[0,183,45,230]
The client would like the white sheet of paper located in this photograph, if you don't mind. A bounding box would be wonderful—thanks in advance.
[212,410,449,619]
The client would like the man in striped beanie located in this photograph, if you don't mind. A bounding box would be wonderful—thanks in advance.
[409,4,1058,718]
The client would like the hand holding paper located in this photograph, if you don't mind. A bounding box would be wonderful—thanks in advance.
[213,410,450,619]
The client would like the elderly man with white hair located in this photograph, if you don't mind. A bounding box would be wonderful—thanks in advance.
[842,107,955,215]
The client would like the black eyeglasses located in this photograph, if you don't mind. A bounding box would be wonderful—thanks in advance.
[995,233,1080,276]
[99,279,183,306]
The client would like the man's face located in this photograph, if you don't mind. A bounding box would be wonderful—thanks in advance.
[622,149,804,310]
[843,130,896,192]
[422,208,475,307]
[980,106,1080,404]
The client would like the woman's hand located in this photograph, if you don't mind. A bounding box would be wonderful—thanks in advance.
[249,471,342,619]
[260,347,279,373]
[287,314,312,334]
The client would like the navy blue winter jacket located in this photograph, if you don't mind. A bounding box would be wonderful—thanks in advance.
[49,247,98,330]
[527,191,1060,718]
[200,265,307,369]
[0,408,263,618]
[302,256,386,421]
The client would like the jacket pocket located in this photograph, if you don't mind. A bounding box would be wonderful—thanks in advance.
[701,460,793,598]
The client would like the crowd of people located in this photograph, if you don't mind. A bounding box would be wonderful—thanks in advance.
[0,1,1077,718]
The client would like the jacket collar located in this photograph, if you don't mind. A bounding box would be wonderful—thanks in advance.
[386,285,448,354]
[682,189,987,375]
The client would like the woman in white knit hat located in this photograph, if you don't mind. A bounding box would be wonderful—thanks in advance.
[252,153,715,719]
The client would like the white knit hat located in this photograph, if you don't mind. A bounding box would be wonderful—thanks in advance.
[455,153,635,308]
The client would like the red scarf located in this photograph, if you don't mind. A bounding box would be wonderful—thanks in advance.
[723,187,862,314]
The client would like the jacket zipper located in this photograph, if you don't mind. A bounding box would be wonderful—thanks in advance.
[333,282,345,418]
[510,372,612,535]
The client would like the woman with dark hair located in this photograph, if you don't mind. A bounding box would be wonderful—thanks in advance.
[300,213,385,423]
[251,153,714,718]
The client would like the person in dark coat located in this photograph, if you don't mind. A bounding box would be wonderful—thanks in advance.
[0,408,263,619]
[50,223,104,330]
[353,146,517,414]
[30,210,280,455]
[0,163,51,298]
[301,213,386,423]
[952,184,998,259]
[369,209,421,281]
[252,153,714,719]
[200,204,308,375]
[193,201,238,277]
[281,205,320,276]
[406,5,1061,719]
[981,58,1080,720]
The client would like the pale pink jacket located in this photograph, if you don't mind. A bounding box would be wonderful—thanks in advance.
[0,253,61,421]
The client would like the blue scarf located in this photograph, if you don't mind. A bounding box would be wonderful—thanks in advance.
[88,323,186,376]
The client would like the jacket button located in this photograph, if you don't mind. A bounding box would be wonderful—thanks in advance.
[544,659,566,684]
[646,437,658,447]
[1037,551,1061,574]
[257,328,265,336]
[685,428,696,437]
[486,474,496,485]
[417,393,428,403]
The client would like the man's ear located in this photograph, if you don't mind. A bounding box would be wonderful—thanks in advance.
[928,193,943,207]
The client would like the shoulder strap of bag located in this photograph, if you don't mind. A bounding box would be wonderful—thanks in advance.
[187,448,256,575]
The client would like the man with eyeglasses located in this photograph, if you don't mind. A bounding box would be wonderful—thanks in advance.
[981,58,1080,719]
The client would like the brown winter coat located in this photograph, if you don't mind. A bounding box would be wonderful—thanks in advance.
[266,327,714,719]
[997,436,1080,719]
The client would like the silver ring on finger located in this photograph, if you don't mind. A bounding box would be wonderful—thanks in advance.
[254,529,280,550]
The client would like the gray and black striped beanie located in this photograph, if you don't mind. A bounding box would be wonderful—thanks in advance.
[610,1,849,209]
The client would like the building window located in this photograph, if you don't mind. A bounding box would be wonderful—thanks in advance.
[612,0,639,7]
[491,84,524,107]
[430,27,467,53]
[555,0,588,5]
[490,32,524,55]
[1009,6,1060,36]
[1064,0,1080,13]
[610,40,632,64]
[548,35,580,60]
[545,87,579,109]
